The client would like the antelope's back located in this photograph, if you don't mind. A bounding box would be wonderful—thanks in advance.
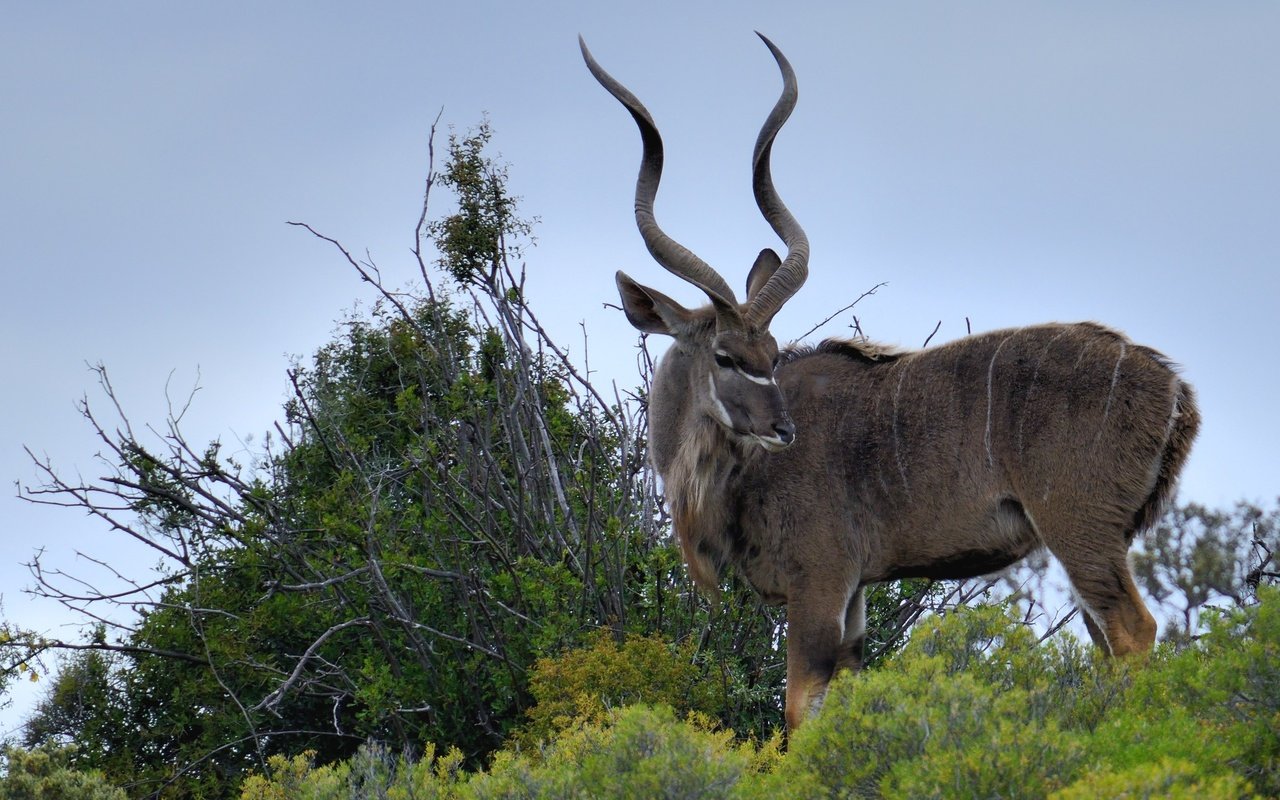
[774,322,1196,540]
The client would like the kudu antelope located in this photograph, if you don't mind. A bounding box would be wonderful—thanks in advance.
[581,34,1199,731]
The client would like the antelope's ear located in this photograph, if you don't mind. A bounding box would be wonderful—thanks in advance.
[745,248,782,303]
[616,271,695,336]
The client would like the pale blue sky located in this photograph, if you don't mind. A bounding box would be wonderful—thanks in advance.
[3,2,1278,732]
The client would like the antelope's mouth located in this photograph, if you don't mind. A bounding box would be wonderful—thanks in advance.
[718,417,795,452]
[723,416,796,452]
[748,431,794,452]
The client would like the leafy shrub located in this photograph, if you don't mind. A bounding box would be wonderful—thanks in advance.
[472,705,755,799]
[514,629,727,750]
[760,604,1089,799]
[239,744,466,800]
[760,596,1268,798]
[0,745,126,800]
[239,706,757,799]
[1049,757,1251,800]
[239,590,1280,799]
[1115,586,1279,794]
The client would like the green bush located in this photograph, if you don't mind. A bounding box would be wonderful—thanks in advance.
[513,629,727,750]
[472,705,755,799]
[1115,587,1279,794]
[238,744,466,800]
[1049,757,1251,800]
[0,745,127,800]
[759,597,1268,798]
[238,589,1280,799]
[759,605,1089,799]
[239,706,758,799]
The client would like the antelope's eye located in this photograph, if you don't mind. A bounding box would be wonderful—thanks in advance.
[714,352,735,370]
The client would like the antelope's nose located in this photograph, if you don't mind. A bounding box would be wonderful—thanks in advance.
[773,419,796,445]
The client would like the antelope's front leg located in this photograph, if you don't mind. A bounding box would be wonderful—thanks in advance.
[839,586,867,672]
[784,585,857,731]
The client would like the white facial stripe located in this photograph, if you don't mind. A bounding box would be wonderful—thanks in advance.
[714,350,777,386]
[740,370,776,387]
[706,373,734,427]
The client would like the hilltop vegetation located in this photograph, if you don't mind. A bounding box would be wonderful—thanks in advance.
[5,592,1278,797]
[237,592,1279,798]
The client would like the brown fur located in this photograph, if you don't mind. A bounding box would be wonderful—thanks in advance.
[779,336,905,365]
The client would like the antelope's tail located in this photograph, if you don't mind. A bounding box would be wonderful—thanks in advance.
[1131,376,1200,539]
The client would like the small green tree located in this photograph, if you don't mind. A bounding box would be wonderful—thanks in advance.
[425,119,535,288]
[20,648,134,783]
[0,745,127,800]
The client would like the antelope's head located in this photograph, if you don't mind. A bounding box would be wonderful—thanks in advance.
[582,34,809,452]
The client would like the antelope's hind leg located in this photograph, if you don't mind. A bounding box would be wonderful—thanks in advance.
[1055,540,1157,656]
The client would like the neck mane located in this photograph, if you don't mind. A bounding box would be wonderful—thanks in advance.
[659,413,759,594]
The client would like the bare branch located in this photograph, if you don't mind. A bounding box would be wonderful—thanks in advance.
[797,282,886,341]
[922,319,942,348]
[254,618,371,713]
